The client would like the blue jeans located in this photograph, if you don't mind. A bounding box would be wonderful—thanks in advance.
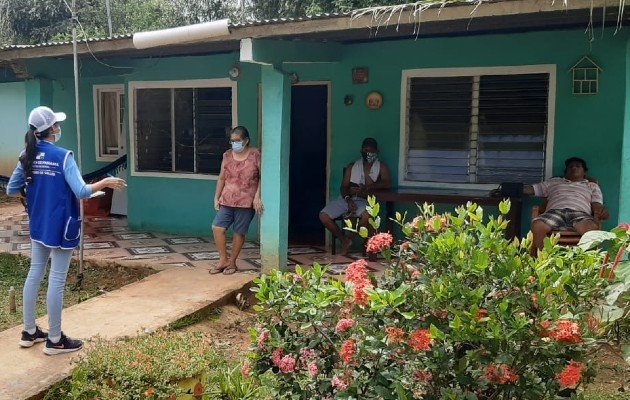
[23,240,74,340]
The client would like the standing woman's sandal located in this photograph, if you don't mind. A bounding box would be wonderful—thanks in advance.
[209,263,227,274]
[223,265,237,275]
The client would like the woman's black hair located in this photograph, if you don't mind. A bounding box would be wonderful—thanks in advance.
[19,124,52,184]
[230,126,250,142]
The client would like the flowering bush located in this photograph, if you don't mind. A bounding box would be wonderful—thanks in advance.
[247,198,609,399]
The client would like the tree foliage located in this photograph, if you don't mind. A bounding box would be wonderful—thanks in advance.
[0,0,411,46]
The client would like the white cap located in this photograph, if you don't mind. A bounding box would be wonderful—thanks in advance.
[28,106,66,133]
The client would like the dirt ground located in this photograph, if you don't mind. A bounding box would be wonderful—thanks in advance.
[586,343,630,396]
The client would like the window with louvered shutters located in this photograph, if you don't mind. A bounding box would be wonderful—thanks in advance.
[135,86,232,175]
[405,72,549,185]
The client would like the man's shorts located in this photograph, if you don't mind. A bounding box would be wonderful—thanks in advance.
[533,208,595,230]
[320,197,368,219]
[212,206,255,235]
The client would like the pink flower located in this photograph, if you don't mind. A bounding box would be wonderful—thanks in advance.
[346,259,370,285]
[278,354,296,373]
[271,348,283,366]
[332,376,348,391]
[340,339,356,364]
[366,232,393,253]
[335,318,355,333]
[257,330,269,350]
[241,363,251,378]
[307,362,319,377]
[300,348,316,359]
[345,259,373,306]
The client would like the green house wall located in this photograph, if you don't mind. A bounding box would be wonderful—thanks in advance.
[15,26,629,239]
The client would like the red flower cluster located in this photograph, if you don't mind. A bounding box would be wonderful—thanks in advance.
[335,318,355,333]
[345,259,373,306]
[556,360,584,389]
[484,364,518,384]
[413,370,433,382]
[340,339,356,364]
[386,327,406,344]
[408,329,432,352]
[366,232,393,253]
[541,320,582,344]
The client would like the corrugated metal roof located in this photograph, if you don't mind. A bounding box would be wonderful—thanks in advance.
[2,12,352,47]
[0,12,354,51]
[0,33,133,51]
[230,12,349,28]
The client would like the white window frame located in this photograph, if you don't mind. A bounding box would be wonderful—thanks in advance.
[399,65,556,190]
[93,84,125,162]
[128,78,238,180]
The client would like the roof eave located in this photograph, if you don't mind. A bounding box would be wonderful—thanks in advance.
[0,0,621,62]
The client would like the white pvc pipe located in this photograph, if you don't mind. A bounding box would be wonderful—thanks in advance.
[133,19,230,50]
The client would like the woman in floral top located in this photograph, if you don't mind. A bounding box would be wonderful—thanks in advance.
[210,126,263,275]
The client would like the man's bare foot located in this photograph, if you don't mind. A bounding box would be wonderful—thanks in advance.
[340,237,353,255]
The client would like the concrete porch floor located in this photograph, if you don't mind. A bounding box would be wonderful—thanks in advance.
[0,204,388,399]
[0,204,387,274]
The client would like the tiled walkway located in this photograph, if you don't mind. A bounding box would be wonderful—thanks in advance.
[0,204,388,275]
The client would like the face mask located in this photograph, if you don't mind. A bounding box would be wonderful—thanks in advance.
[232,140,245,153]
[52,127,62,143]
[362,152,378,163]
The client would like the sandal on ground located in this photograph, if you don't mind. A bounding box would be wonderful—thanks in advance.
[222,266,238,275]
[209,264,227,274]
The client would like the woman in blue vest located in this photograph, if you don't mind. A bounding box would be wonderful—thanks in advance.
[6,106,126,355]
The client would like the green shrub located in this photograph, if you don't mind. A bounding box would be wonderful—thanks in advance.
[247,199,609,399]
[47,331,223,399]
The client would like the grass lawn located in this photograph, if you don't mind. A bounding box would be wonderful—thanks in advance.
[0,252,155,331]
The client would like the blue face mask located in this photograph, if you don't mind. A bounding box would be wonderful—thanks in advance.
[53,128,62,143]
[232,140,245,153]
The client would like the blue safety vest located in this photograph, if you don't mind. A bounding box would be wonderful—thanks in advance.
[26,141,81,249]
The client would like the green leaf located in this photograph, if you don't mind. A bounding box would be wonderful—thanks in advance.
[399,311,415,320]
[605,282,629,305]
[563,284,578,299]
[498,199,510,215]
[359,226,369,238]
[395,211,402,221]
[578,230,616,250]
[591,304,625,323]
[395,383,408,400]
[622,344,630,365]
[345,218,353,229]
[429,324,445,340]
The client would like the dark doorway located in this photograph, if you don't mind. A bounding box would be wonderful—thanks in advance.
[289,84,328,245]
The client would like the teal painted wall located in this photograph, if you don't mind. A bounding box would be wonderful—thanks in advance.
[619,38,630,225]
[23,54,261,237]
[285,29,627,235]
[14,26,628,239]
[0,82,26,176]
